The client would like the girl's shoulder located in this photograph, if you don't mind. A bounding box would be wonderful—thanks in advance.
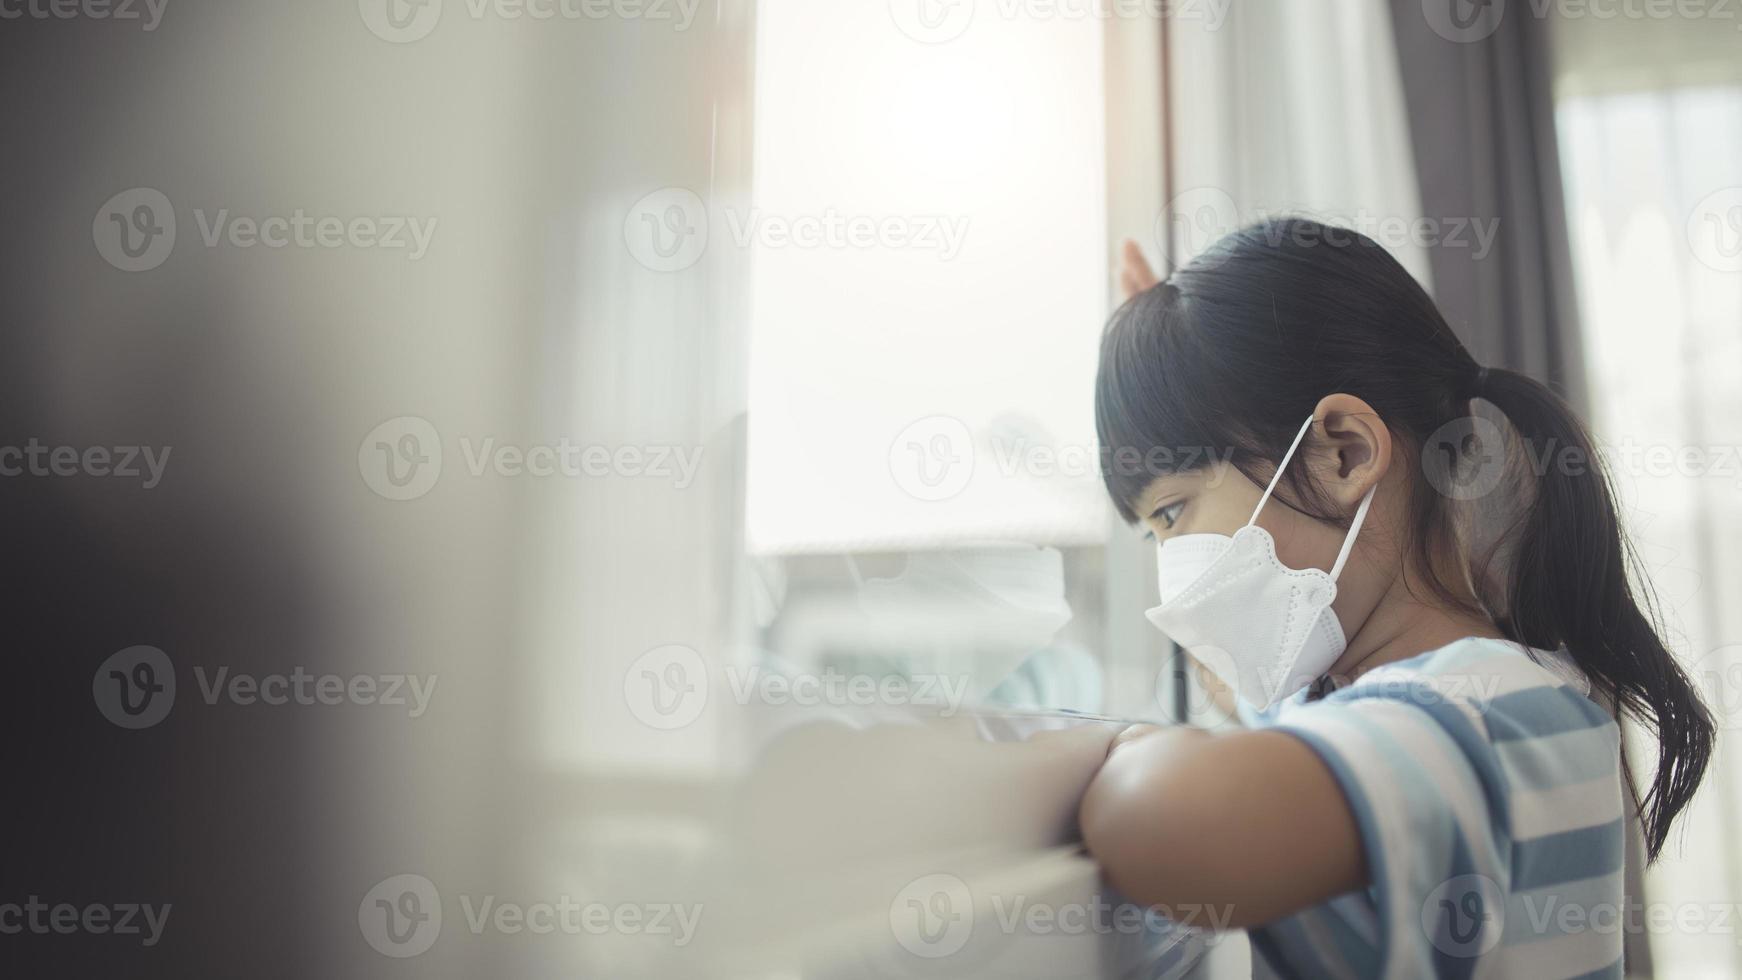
[1358,635,1593,703]
[1312,636,1620,754]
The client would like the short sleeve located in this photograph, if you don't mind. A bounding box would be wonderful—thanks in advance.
[1270,692,1509,978]
[1253,646,1627,979]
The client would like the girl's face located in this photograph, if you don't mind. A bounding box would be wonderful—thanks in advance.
[1132,459,1360,580]
[1130,401,1399,676]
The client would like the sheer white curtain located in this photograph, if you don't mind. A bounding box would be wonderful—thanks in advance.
[1162,0,1431,289]
[1557,77,1742,979]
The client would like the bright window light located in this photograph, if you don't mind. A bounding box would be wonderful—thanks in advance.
[745,0,1111,555]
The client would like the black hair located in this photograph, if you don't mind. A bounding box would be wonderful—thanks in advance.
[1095,217,1712,860]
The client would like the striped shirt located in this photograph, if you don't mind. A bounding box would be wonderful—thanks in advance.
[1245,637,1627,980]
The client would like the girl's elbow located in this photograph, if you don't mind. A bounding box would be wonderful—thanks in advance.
[1078,744,1205,906]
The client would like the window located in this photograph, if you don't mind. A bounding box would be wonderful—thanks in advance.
[1554,20,1742,974]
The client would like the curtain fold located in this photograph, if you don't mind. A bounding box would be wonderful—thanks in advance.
[1389,0,1589,406]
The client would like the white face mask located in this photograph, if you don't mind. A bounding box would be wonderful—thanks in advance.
[1143,415,1377,710]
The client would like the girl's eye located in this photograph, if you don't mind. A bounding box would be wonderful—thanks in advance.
[1157,501,1185,530]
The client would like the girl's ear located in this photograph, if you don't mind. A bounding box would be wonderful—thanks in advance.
[1311,393,1391,508]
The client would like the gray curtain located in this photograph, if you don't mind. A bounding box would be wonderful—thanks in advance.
[1390,3,1646,973]
[1389,1,1589,410]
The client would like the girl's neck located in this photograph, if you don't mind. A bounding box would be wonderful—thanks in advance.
[1333,554,1505,682]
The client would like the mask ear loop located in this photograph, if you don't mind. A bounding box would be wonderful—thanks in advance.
[1245,413,1378,583]
[1328,484,1376,582]
[1247,415,1317,527]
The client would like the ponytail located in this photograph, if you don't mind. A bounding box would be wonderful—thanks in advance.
[1472,366,1713,860]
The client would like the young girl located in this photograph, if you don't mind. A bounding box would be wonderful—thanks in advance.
[1079,219,1714,979]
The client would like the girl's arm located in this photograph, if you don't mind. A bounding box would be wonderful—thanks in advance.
[1078,726,1369,927]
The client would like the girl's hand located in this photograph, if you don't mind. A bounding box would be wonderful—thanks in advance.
[1118,239,1161,301]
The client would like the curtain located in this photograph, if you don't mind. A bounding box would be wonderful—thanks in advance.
[1389,0,1589,404]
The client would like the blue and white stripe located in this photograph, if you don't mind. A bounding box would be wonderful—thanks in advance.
[1249,637,1626,979]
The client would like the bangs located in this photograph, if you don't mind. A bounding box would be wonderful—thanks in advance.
[1094,282,1259,524]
